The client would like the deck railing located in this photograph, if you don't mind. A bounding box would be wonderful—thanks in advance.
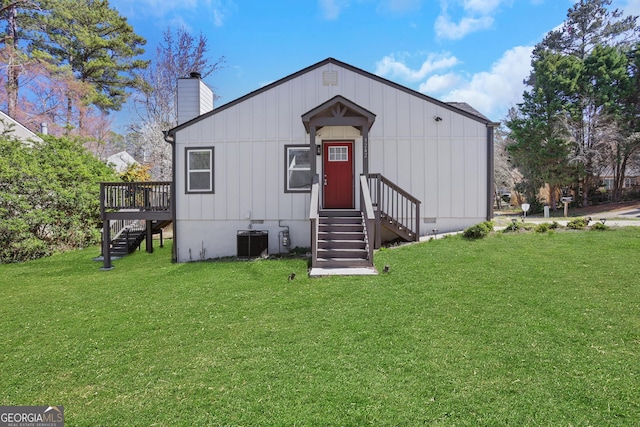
[309,175,320,268]
[367,173,421,245]
[110,218,145,241]
[359,175,375,264]
[100,181,171,214]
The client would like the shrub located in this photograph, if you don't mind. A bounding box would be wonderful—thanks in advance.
[503,221,521,233]
[549,221,561,230]
[567,218,588,229]
[0,135,118,263]
[0,237,51,262]
[590,222,610,231]
[463,221,494,239]
[535,222,551,233]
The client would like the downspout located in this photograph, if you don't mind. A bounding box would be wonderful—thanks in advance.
[163,130,178,263]
[486,124,495,221]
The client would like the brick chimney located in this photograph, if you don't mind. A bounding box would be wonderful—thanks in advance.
[177,72,214,126]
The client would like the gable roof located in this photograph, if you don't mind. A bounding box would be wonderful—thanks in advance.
[0,110,43,143]
[167,57,498,136]
[107,151,139,173]
[301,95,376,133]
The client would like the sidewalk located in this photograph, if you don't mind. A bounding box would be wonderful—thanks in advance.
[494,202,640,227]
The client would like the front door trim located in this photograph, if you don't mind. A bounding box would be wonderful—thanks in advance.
[322,140,354,209]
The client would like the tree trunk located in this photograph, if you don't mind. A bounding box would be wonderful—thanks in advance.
[65,96,73,134]
[5,5,19,118]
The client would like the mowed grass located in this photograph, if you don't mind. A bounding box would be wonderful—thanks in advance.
[1,228,639,426]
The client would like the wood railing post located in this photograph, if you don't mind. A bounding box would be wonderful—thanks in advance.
[415,201,421,241]
[309,175,320,269]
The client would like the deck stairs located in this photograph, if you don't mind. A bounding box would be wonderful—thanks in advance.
[110,220,172,257]
[316,210,373,268]
[379,212,417,242]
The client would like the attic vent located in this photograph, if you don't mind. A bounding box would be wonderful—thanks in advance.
[323,71,338,86]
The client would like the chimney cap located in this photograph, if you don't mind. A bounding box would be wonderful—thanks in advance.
[189,71,201,79]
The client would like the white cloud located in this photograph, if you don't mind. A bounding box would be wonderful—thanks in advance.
[619,0,640,15]
[462,0,509,15]
[378,0,423,13]
[375,53,460,82]
[167,15,193,32]
[434,14,494,40]
[110,0,234,27]
[437,45,533,120]
[418,72,463,93]
[378,45,533,119]
[319,0,348,19]
[434,0,513,40]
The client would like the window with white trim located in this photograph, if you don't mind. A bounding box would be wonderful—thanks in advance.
[285,145,312,192]
[186,147,214,193]
[603,178,614,190]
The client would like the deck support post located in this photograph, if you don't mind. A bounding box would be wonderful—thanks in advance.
[146,220,153,253]
[101,220,113,270]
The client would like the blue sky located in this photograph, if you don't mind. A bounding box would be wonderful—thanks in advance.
[109,0,640,128]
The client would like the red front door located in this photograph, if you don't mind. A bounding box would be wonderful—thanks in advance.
[323,141,354,209]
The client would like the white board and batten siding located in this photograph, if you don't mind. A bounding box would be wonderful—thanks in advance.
[176,76,214,126]
[172,58,494,261]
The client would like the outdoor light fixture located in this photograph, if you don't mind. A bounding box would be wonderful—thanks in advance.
[600,218,607,224]
[432,229,438,237]
[511,218,517,225]
[316,144,321,155]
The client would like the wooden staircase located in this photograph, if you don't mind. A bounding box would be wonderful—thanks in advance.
[316,210,372,268]
[109,220,172,257]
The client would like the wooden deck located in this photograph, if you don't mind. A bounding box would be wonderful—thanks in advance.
[99,182,172,270]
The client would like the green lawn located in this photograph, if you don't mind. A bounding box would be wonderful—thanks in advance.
[1,228,639,426]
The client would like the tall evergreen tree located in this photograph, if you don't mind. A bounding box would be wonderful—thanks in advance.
[509,0,639,207]
[0,0,41,119]
[507,51,578,210]
[535,0,638,206]
[30,0,148,129]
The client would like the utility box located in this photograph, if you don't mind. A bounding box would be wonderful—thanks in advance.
[237,230,268,258]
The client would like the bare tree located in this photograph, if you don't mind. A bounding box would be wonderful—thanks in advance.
[0,0,40,120]
[494,126,520,209]
[130,26,225,180]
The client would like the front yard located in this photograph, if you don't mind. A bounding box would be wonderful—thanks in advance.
[1,228,639,425]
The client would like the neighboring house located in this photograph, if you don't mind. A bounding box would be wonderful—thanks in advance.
[600,166,639,191]
[0,110,43,144]
[107,151,139,174]
[162,58,498,267]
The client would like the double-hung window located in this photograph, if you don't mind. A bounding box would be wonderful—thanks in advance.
[186,147,214,193]
[285,145,312,192]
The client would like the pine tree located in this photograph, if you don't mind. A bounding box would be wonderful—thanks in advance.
[31,0,148,129]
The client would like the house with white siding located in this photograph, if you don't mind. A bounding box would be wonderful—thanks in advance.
[0,110,43,144]
[100,58,497,273]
